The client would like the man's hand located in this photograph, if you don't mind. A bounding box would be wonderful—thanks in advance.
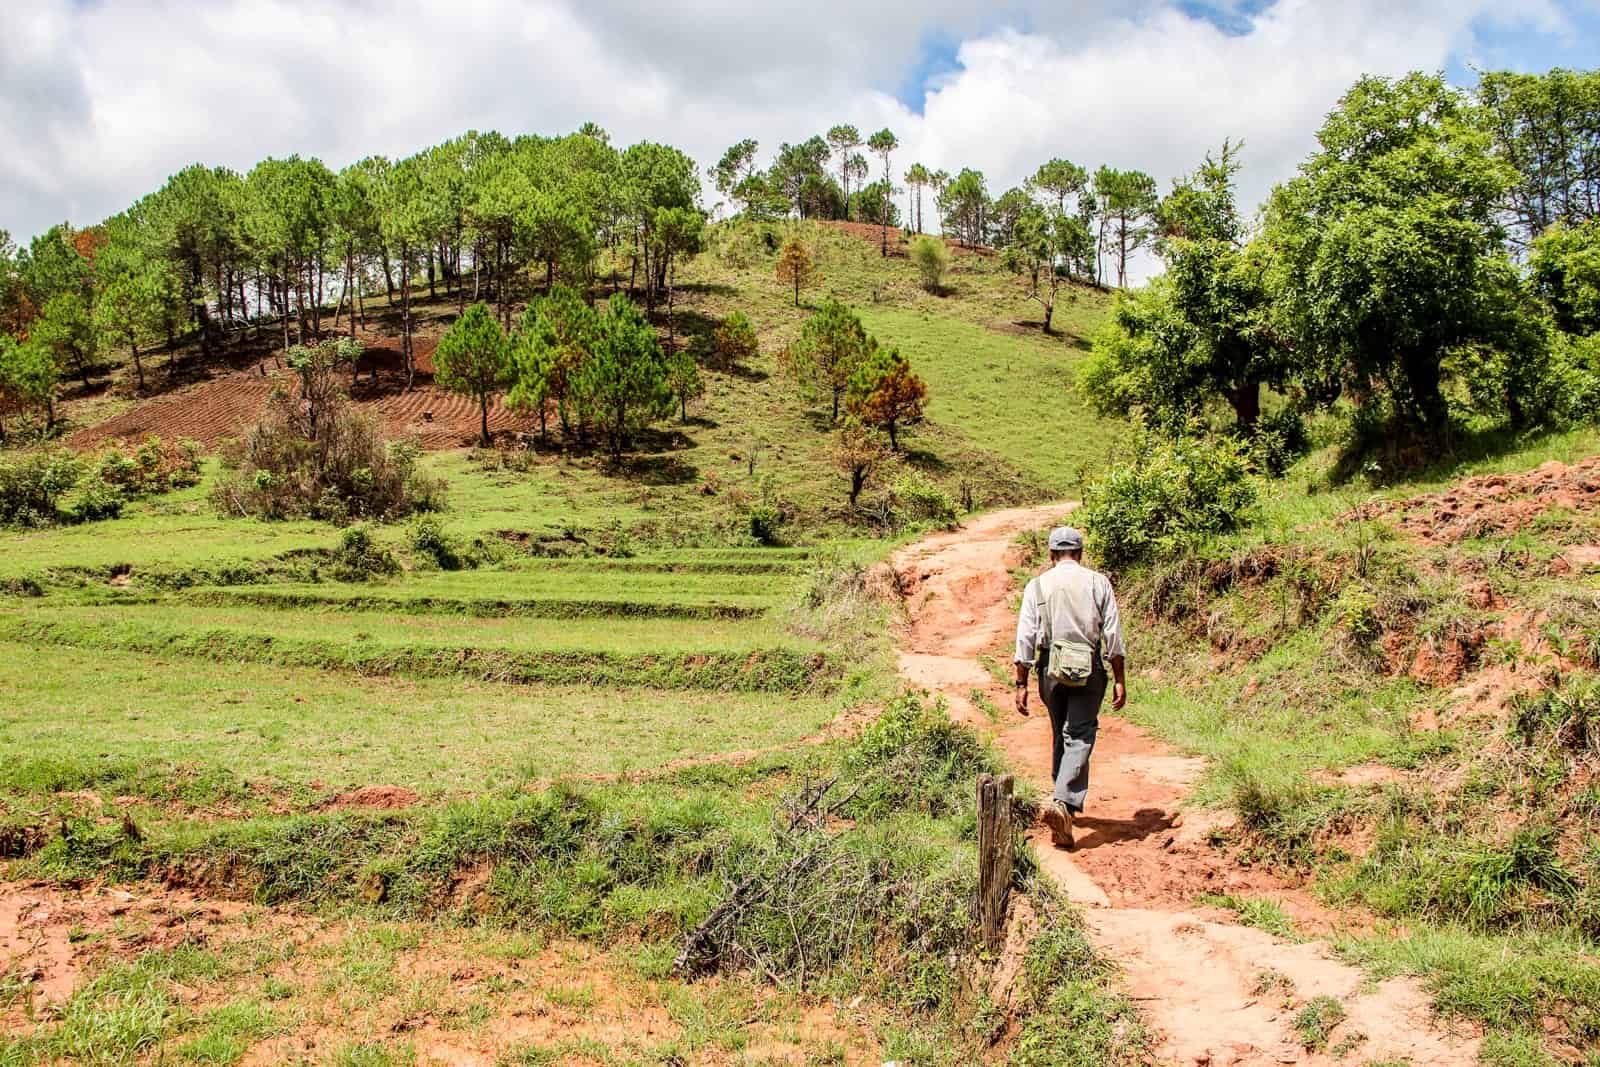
[1111,681,1127,711]
[1014,683,1030,717]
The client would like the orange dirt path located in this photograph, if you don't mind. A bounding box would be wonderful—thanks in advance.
[891,504,1481,1067]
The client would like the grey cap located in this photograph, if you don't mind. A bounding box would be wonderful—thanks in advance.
[1048,526,1084,552]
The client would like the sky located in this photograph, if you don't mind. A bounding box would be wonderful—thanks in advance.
[4,0,1598,268]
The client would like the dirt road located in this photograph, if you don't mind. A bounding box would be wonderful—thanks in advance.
[892,504,1480,1066]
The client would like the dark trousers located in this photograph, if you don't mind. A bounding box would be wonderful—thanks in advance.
[1041,665,1107,813]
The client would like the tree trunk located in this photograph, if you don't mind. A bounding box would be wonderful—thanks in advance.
[1399,347,1447,430]
[130,338,144,393]
[480,394,490,446]
[1229,381,1261,432]
[428,248,436,300]
[849,467,865,506]
[382,252,395,304]
[1042,293,1055,334]
[887,420,899,452]
[347,247,358,341]
[281,265,292,353]
[401,250,414,391]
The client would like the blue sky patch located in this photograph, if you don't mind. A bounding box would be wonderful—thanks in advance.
[894,32,965,113]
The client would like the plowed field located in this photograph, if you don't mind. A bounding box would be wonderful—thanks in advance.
[68,333,544,450]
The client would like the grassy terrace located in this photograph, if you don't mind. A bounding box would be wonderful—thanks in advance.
[0,642,843,796]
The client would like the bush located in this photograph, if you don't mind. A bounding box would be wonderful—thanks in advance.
[909,235,950,293]
[1249,407,1310,478]
[891,469,958,529]
[0,451,82,527]
[95,435,203,497]
[711,311,759,369]
[213,356,443,522]
[71,472,125,522]
[408,516,463,570]
[329,526,400,582]
[1079,430,1258,569]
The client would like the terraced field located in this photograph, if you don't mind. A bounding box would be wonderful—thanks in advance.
[0,545,877,806]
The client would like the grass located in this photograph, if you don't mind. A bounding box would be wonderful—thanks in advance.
[1196,893,1300,940]
[0,641,847,797]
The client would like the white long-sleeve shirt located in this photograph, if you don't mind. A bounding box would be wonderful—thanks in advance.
[1014,558,1126,667]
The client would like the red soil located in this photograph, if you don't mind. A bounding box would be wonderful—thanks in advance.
[68,332,543,452]
[1356,456,1600,544]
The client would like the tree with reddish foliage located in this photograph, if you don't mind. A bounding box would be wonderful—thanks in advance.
[773,239,818,307]
[847,343,926,451]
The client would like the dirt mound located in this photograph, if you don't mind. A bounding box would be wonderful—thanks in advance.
[68,336,544,451]
[1357,456,1600,544]
[322,785,420,810]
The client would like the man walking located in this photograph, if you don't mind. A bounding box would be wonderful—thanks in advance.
[1014,526,1127,850]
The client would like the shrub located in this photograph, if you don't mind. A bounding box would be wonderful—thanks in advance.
[909,235,950,293]
[94,435,203,496]
[711,311,758,369]
[1079,430,1258,569]
[408,516,462,571]
[213,348,442,522]
[70,472,125,522]
[745,502,784,546]
[1249,407,1310,478]
[329,526,400,582]
[0,451,82,527]
[891,469,958,529]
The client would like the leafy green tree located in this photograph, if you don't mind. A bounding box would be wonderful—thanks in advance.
[531,285,600,438]
[31,292,96,387]
[1003,206,1088,333]
[846,342,926,451]
[507,303,559,441]
[1477,68,1600,246]
[524,192,593,292]
[866,129,899,255]
[0,334,61,435]
[1093,167,1158,288]
[1530,219,1600,335]
[989,187,1033,248]
[1033,159,1090,214]
[94,215,165,392]
[576,295,672,460]
[713,139,760,210]
[667,348,705,422]
[939,169,989,247]
[434,301,512,445]
[827,126,863,218]
[1081,147,1304,437]
[1079,281,1195,430]
[1266,72,1522,431]
[784,298,871,421]
[849,180,899,228]
[771,137,832,218]
[904,163,932,233]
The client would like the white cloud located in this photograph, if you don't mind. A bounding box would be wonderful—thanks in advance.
[0,0,1581,285]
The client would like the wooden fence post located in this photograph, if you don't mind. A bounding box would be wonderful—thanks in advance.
[977,772,1014,951]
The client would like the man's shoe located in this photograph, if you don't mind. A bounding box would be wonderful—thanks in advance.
[1042,801,1075,850]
